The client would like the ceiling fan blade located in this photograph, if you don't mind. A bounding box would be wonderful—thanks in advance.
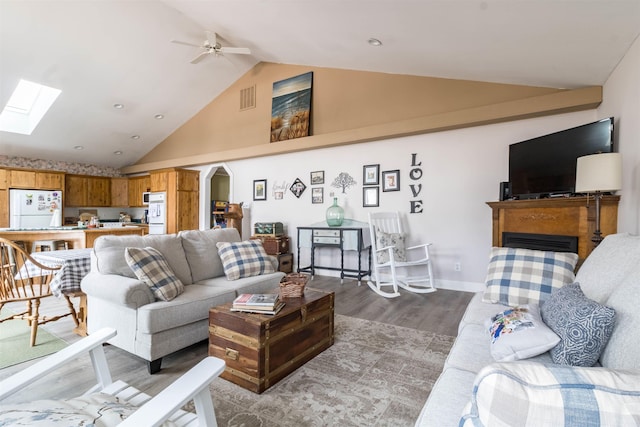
[171,39,202,48]
[190,51,210,64]
[219,46,251,55]
[205,31,217,47]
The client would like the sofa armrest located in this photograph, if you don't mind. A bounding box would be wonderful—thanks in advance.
[81,272,155,308]
[460,362,640,426]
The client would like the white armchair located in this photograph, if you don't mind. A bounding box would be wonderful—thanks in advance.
[0,328,225,426]
[367,211,436,298]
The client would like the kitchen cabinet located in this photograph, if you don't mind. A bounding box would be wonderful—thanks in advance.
[0,189,7,228]
[128,175,150,207]
[110,177,129,207]
[64,175,111,207]
[150,168,200,233]
[9,169,64,190]
[0,169,7,190]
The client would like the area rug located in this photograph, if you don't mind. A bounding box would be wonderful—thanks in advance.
[206,314,455,427]
[0,309,68,369]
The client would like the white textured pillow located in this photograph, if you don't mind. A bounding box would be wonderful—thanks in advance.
[483,247,578,306]
[375,229,407,264]
[216,240,275,281]
[125,247,184,301]
[486,305,560,362]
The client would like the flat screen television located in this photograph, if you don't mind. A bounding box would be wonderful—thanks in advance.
[508,117,614,199]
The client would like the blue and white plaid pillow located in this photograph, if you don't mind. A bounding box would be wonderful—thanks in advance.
[216,240,275,281]
[125,246,184,301]
[483,247,578,306]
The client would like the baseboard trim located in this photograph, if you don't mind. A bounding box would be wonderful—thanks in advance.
[435,279,484,293]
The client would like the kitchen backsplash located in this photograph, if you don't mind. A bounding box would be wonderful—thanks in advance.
[0,155,123,177]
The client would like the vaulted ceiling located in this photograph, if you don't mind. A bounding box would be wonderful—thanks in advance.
[1,0,638,169]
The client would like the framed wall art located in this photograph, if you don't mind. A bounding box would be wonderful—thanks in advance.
[271,71,313,142]
[290,178,307,198]
[382,170,400,192]
[253,179,267,201]
[310,170,324,185]
[363,186,379,207]
[363,164,380,186]
[312,187,324,204]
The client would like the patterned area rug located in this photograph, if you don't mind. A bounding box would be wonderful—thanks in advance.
[207,314,455,426]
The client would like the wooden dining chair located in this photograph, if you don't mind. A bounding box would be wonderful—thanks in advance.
[0,237,78,346]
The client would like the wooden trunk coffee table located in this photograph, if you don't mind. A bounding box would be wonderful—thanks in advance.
[209,288,335,393]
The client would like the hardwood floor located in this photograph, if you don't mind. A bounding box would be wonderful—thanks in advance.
[0,276,474,404]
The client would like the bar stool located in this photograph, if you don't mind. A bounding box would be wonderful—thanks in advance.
[31,240,69,252]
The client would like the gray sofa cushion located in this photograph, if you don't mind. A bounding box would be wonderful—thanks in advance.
[575,233,640,304]
[179,228,241,282]
[600,265,640,370]
[93,234,192,285]
[415,367,477,427]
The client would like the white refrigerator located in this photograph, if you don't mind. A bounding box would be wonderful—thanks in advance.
[147,192,167,234]
[10,189,63,228]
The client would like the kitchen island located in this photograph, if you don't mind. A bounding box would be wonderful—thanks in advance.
[0,226,146,250]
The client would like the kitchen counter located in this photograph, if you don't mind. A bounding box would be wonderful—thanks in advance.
[0,226,146,249]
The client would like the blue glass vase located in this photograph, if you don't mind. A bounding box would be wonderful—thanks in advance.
[326,197,344,227]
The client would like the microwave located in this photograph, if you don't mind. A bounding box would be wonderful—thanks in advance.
[142,192,150,205]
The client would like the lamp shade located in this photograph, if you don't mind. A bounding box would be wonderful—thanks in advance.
[575,152,622,193]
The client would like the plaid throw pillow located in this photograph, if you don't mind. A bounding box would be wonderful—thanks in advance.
[216,240,275,281]
[483,247,578,306]
[125,247,184,301]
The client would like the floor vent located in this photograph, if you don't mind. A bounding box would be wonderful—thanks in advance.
[240,85,256,111]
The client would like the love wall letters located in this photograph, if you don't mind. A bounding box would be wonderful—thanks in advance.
[409,153,423,213]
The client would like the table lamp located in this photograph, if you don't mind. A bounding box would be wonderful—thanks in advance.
[575,152,622,246]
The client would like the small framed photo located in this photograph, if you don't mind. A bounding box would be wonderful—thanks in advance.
[274,191,284,200]
[310,170,324,185]
[363,186,379,207]
[253,179,267,201]
[363,164,380,186]
[382,170,400,192]
[289,178,307,198]
[312,187,324,204]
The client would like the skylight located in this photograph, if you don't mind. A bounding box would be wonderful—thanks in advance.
[0,79,61,135]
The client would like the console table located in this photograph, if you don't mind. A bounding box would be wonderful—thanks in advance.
[487,195,620,264]
[297,220,371,284]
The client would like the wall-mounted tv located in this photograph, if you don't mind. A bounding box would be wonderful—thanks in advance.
[509,117,614,199]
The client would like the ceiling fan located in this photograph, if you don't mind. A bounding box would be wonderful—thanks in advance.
[171,31,251,64]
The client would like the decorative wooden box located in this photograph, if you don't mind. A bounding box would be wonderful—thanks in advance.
[253,222,284,237]
[251,235,290,255]
[209,289,334,393]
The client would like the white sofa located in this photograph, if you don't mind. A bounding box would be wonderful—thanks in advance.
[416,233,640,426]
[81,228,285,373]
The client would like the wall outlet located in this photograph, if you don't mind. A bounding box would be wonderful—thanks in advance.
[454,262,462,272]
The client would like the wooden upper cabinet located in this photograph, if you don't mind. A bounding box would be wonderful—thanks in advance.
[0,169,7,190]
[9,170,36,188]
[36,171,64,190]
[149,170,169,192]
[110,177,129,207]
[65,175,111,207]
[177,169,199,192]
[65,175,88,206]
[128,175,150,207]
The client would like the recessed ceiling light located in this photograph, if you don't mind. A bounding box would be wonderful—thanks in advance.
[113,103,124,109]
[114,150,123,155]
[368,38,382,47]
[154,114,164,120]
[74,145,84,150]
[131,135,140,140]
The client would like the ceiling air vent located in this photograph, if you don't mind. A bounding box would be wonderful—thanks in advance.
[240,85,256,111]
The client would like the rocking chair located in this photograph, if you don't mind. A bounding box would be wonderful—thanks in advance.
[367,211,436,298]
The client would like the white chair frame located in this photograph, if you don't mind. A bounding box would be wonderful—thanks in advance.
[367,211,436,298]
[0,328,225,426]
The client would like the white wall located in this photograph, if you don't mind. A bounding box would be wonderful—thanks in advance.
[208,110,598,291]
[598,35,640,234]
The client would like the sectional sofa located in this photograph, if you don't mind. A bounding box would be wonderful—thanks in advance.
[416,233,640,426]
[81,228,285,373]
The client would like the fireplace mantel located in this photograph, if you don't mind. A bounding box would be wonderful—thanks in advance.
[486,195,620,263]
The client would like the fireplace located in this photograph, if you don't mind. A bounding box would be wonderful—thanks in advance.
[502,232,578,254]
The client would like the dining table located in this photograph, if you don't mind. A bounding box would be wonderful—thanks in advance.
[21,248,93,336]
